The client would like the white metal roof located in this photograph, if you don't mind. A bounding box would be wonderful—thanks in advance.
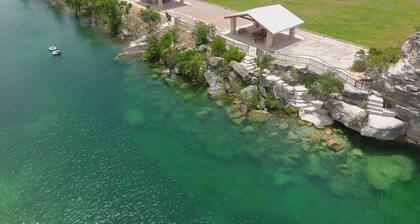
[225,4,304,34]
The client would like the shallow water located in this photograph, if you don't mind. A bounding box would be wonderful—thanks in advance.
[1,1,420,223]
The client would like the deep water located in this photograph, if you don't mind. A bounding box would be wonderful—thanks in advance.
[1,1,420,223]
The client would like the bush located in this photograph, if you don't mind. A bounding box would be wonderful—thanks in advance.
[265,89,280,111]
[351,47,400,72]
[192,21,215,46]
[176,49,205,83]
[139,6,160,28]
[210,36,226,57]
[161,48,179,72]
[144,35,160,63]
[315,71,345,96]
[255,54,274,76]
[281,104,298,116]
[301,74,319,88]
[223,47,245,63]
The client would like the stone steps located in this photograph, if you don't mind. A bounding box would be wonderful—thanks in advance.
[367,94,395,118]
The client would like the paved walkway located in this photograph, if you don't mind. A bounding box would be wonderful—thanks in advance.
[130,0,363,70]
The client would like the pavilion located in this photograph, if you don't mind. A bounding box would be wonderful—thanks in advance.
[224,5,304,48]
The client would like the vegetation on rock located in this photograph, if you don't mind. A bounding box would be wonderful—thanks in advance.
[192,21,215,46]
[314,71,345,97]
[176,49,206,84]
[210,36,227,57]
[351,47,400,72]
[139,5,161,30]
[223,47,245,64]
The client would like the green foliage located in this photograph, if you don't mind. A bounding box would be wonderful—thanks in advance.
[315,71,345,96]
[351,49,368,72]
[360,100,368,110]
[192,21,215,46]
[223,47,245,64]
[255,54,274,78]
[176,49,205,83]
[301,74,319,88]
[240,90,259,107]
[227,80,243,95]
[158,32,173,51]
[265,89,280,111]
[281,104,298,116]
[65,0,129,35]
[144,35,160,63]
[161,48,179,72]
[210,36,227,57]
[351,47,400,72]
[139,6,160,27]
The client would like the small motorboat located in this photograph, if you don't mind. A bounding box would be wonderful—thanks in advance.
[48,46,58,52]
[51,49,61,56]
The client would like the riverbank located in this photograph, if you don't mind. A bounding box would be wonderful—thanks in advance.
[2,1,420,223]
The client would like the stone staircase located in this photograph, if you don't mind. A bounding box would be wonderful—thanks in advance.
[287,85,333,126]
[242,55,258,74]
[367,95,395,117]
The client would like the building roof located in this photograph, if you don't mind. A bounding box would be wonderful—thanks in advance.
[225,4,304,34]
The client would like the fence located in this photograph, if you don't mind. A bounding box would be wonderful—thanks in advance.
[256,48,370,91]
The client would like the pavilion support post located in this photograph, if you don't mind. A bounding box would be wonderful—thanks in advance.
[230,17,237,34]
[266,31,274,48]
[289,27,296,39]
[157,0,163,10]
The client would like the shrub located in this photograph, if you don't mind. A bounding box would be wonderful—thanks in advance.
[255,54,274,76]
[192,21,215,46]
[351,49,368,72]
[144,35,160,63]
[301,74,319,88]
[223,47,245,64]
[351,47,400,72]
[210,36,226,57]
[265,89,280,111]
[176,49,205,83]
[158,32,173,51]
[315,71,345,96]
[161,48,179,72]
[281,104,298,116]
[139,6,160,28]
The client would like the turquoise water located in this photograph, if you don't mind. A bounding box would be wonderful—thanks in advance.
[1,1,420,223]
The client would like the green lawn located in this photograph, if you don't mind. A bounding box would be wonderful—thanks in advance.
[204,0,420,48]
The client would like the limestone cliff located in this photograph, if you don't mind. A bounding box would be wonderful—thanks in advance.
[373,32,420,145]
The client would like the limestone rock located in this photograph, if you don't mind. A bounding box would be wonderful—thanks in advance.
[204,70,225,96]
[208,57,224,69]
[325,99,408,140]
[230,61,251,81]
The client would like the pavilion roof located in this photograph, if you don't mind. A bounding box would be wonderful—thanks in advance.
[225,4,304,34]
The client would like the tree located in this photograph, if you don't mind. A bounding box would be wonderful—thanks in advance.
[315,71,345,96]
[210,36,226,57]
[192,21,215,46]
[223,47,245,63]
[176,49,205,83]
[144,35,160,63]
[139,6,160,29]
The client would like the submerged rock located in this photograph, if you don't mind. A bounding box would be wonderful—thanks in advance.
[248,110,272,123]
[365,155,415,191]
[304,154,330,179]
[123,109,144,126]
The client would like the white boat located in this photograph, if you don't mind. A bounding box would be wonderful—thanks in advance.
[51,49,61,56]
[48,46,57,52]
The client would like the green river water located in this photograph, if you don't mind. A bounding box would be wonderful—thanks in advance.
[1,1,420,223]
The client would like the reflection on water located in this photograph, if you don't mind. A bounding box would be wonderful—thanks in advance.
[0,0,420,223]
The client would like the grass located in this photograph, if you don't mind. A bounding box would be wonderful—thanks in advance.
[204,0,420,48]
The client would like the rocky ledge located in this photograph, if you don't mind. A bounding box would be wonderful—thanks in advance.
[325,100,408,140]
